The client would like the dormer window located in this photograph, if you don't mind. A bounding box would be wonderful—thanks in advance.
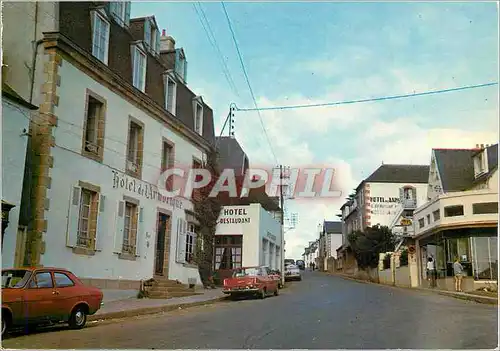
[144,17,160,54]
[109,1,131,27]
[175,49,187,83]
[132,43,147,92]
[90,9,110,64]
[164,72,177,115]
[474,150,488,177]
[193,97,203,135]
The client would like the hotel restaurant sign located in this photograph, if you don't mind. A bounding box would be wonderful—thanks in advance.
[112,170,183,209]
[218,207,251,224]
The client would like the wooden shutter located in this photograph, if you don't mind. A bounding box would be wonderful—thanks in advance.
[176,218,186,263]
[399,187,404,201]
[155,28,161,53]
[66,186,81,248]
[124,2,131,25]
[183,59,188,83]
[114,201,125,253]
[135,207,144,257]
[95,194,105,251]
[175,49,181,76]
[144,18,151,47]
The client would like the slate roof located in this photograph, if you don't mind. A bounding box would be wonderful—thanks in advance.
[364,164,430,184]
[434,149,476,192]
[216,137,249,177]
[2,82,38,110]
[324,221,342,234]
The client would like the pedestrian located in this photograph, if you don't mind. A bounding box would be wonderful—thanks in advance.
[426,257,436,288]
[453,257,465,292]
[312,262,316,271]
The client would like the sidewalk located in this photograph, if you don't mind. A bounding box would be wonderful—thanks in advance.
[330,272,498,305]
[89,288,227,322]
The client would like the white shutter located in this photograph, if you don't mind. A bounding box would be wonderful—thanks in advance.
[399,187,404,200]
[176,218,186,263]
[135,207,144,257]
[114,201,125,253]
[66,186,81,248]
[183,59,188,82]
[95,194,105,251]
[155,29,161,53]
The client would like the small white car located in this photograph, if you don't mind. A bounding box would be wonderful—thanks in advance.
[284,264,302,281]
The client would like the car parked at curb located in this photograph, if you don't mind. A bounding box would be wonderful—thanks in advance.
[222,266,279,300]
[284,264,302,281]
[1,267,104,337]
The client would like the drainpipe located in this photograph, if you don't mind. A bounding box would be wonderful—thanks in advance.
[29,2,43,104]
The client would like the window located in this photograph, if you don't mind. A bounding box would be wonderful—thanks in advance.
[77,188,99,248]
[473,151,487,177]
[472,202,498,214]
[185,223,197,263]
[161,141,173,172]
[165,75,177,114]
[194,102,203,135]
[447,238,470,263]
[109,1,130,26]
[418,218,425,229]
[91,11,110,64]
[444,205,464,217]
[175,49,187,82]
[126,121,143,176]
[214,235,242,270]
[144,17,160,54]
[132,46,147,92]
[54,273,75,288]
[471,237,498,280]
[433,209,441,221]
[83,94,105,160]
[29,272,53,288]
[191,159,203,200]
[122,202,138,255]
[426,214,431,225]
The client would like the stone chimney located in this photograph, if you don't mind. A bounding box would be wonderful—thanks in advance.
[160,29,175,52]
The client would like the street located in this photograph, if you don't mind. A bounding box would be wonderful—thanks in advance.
[2,271,497,349]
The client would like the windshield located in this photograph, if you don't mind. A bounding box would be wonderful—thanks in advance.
[233,268,260,277]
[286,264,298,270]
[2,269,31,288]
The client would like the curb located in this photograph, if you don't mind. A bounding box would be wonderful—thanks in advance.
[330,273,498,305]
[88,296,228,322]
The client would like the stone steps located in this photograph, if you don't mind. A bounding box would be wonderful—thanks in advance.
[145,277,198,299]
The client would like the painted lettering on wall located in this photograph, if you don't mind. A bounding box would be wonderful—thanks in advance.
[370,197,400,203]
[218,207,251,224]
[266,232,277,242]
[112,170,183,209]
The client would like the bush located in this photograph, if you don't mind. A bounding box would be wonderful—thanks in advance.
[348,225,397,269]
[399,249,409,266]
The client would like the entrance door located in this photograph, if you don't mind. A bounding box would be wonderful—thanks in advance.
[155,213,169,275]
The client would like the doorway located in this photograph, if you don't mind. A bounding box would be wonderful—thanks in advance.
[155,213,169,276]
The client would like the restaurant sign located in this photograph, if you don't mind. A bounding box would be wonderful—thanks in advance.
[218,207,251,224]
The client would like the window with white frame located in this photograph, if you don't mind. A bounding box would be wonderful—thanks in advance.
[144,17,160,54]
[109,2,130,26]
[473,151,488,177]
[77,188,99,249]
[122,202,138,255]
[194,102,203,135]
[132,46,147,92]
[165,75,177,114]
[185,223,197,263]
[175,49,187,82]
[91,10,110,64]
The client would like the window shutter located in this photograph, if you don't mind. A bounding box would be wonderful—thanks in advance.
[176,218,186,263]
[106,2,113,15]
[399,187,404,201]
[175,49,180,76]
[95,194,106,251]
[114,201,125,253]
[124,2,131,25]
[183,60,188,82]
[66,186,81,248]
[155,29,161,54]
[135,207,144,257]
[144,18,151,47]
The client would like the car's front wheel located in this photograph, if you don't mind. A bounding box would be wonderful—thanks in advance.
[1,313,8,337]
[69,305,87,329]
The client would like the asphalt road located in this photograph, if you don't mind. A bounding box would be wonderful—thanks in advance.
[2,271,498,349]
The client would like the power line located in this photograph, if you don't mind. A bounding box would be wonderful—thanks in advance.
[221,1,278,164]
[192,3,240,97]
[233,81,499,112]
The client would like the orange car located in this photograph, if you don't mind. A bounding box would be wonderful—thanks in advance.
[222,266,279,299]
[1,267,103,336]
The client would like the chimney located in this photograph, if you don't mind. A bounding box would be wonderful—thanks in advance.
[160,29,175,52]
[480,143,485,149]
[475,144,480,149]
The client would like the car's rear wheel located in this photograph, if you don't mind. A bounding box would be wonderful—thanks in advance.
[259,288,266,299]
[69,305,87,329]
[274,286,279,296]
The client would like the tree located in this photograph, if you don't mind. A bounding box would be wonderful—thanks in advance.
[347,225,397,269]
[192,148,222,287]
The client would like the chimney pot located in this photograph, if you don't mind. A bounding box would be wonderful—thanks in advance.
[162,29,166,36]
[481,143,485,149]
[476,144,480,148]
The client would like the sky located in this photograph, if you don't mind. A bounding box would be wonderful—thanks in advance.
[132,1,499,259]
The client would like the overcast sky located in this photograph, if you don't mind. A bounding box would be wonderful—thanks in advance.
[133,1,499,258]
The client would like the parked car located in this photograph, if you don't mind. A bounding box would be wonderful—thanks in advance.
[222,266,279,299]
[267,268,283,289]
[284,259,295,267]
[1,267,104,336]
[296,260,305,270]
[284,264,302,281]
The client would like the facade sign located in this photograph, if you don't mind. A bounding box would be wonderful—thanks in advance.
[400,218,412,226]
[218,207,251,224]
[266,232,277,242]
[112,170,183,209]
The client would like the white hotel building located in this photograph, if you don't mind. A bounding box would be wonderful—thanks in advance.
[3,2,216,288]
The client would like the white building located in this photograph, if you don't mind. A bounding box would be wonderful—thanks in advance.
[1,83,37,267]
[3,2,217,289]
[215,204,282,271]
[323,221,343,259]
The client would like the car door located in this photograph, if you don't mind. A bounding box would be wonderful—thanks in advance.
[24,271,57,322]
[259,268,273,291]
[51,271,81,321]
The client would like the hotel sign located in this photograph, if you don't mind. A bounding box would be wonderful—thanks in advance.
[112,170,183,209]
[218,207,251,224]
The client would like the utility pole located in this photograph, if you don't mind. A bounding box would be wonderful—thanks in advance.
[279,164,285,286]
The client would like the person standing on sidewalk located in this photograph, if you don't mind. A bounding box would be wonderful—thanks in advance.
[426,257,436,288]
[453,257,465,292]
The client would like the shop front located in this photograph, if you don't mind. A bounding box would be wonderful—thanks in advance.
[214,204,282,280]
[417,227,498,291]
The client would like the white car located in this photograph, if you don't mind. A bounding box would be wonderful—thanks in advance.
[284,264,302,281]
